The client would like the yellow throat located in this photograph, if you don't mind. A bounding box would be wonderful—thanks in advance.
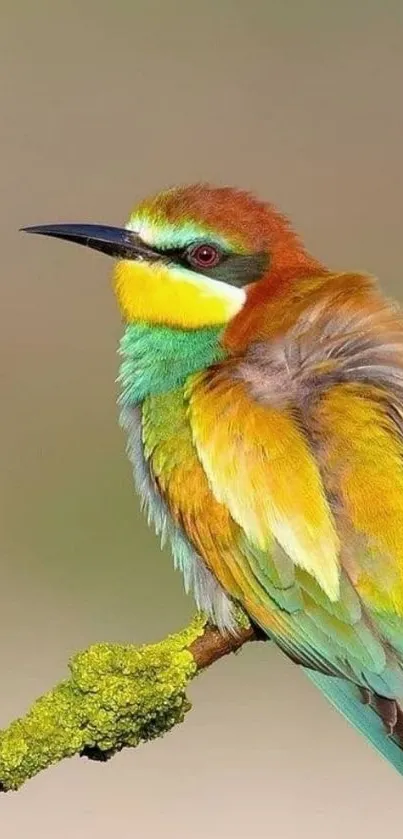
[113,259,246,329]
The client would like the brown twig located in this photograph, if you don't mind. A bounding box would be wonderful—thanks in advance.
[190,623,258,670]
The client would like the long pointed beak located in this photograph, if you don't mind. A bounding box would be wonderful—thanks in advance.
[20,223,159,262]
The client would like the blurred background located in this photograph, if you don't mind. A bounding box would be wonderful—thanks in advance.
[1,0,403,835]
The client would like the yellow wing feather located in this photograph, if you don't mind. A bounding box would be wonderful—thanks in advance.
[187,371,341,601]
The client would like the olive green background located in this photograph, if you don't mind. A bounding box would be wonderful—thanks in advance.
[1,1,403,835]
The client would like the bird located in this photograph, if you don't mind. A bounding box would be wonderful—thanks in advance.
[22,182,403,775]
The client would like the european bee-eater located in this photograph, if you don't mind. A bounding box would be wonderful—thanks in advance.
[24,184,403,774]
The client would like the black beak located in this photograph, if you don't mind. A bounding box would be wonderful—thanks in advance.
[20,223,159,262]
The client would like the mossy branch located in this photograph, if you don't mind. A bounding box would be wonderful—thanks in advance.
[0,613,258,792]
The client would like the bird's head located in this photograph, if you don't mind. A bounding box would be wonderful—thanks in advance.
[23,183,324,333]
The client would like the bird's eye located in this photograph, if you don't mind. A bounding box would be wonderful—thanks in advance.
[186,243,221,269]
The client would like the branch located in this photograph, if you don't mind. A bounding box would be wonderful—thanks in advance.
[0,613,259,792]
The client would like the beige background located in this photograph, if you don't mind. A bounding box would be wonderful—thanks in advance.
[1,1,403,836]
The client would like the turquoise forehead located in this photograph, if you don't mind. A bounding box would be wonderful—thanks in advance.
[126,211,245,252]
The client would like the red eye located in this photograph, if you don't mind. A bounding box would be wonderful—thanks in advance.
[187,243,221,269]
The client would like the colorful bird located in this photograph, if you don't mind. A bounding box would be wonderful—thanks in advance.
[23,183,403,774]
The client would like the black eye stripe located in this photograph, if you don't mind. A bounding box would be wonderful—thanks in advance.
[151,243,269,288]
[153,244,229,273]
[155,243,226,261]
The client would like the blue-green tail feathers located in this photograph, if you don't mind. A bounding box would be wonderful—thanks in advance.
[306,670,403,775]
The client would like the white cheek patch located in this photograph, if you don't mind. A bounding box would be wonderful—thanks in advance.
[164,263,247,311]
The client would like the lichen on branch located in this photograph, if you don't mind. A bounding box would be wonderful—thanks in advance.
[0,613,257,792]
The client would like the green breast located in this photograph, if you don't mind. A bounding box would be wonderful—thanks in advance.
[118,322,226,406]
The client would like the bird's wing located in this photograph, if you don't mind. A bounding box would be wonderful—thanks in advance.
[187,370,402,682]
[185,282,403,772]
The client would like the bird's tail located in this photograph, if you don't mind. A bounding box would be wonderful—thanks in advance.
[306,669,403,775]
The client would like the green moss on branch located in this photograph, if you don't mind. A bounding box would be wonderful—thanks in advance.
[0,613,256,792]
